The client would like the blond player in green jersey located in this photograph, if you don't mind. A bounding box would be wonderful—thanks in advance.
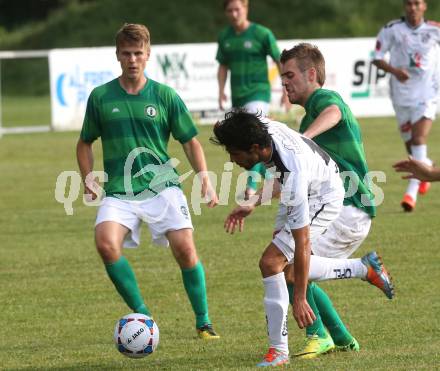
[280,43,394,360]
[76,23,220,339]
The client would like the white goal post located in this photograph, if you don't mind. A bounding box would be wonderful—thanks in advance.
[0,49,51,137]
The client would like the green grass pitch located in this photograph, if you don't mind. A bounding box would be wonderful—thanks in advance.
[0,115,439,370]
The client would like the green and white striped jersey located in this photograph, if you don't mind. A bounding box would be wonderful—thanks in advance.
[80,78,198,198]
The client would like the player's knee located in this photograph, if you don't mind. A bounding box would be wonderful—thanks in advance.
[173,243,198,268]
[259,255,278,276]
[284,266,295,284]
[95,236,120,262]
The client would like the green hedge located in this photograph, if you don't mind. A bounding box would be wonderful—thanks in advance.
[1,0,440,95]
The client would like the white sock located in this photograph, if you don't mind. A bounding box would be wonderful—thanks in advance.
[308,255,367,281]
[262,272,289,355]
[406,178,420,199]
[411,144,427,163]
[406,144,429,197]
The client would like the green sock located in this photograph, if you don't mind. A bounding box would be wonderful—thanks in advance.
[181,261,210,328]
[313,283,353,346]
[105,256,151,316]
[287,282,327,338]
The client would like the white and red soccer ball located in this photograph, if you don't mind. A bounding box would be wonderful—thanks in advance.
[114,313,159,358]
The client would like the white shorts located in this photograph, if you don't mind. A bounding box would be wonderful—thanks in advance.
[242,101,270,117]
[311,205,371,259]
[95,187,193,248]
[274,204,287,232]
[272,198,343,262]
[393,98,438,141]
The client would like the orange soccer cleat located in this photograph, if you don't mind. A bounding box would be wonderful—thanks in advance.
[401,194,416,212]
[418,181,431,195]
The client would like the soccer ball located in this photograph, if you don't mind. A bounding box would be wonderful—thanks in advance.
[113,313,159,358]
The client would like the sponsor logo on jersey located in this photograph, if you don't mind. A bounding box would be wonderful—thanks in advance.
[145,105,157,118]
[410,52,422,68]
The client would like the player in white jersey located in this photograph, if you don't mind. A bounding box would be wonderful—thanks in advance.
[373,0,440,212]
[211,110,394,367]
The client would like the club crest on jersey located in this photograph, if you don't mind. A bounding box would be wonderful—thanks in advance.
[180,205,189,217]
[421,32,431,44]
[244,40,252,49]
[145,105,157,118]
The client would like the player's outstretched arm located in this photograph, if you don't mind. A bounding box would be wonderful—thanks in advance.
[182,138,219,208]
[393,156,440,182]
[302,104,341,139]
[292,225,316,329]
[224,178,281,234]
[224,204,255,234]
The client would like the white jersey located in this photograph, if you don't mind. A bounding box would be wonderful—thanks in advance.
[374,18,440,106]
[263,120,344,230]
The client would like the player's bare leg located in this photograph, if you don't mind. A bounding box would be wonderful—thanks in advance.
[412,117,433,195]
[96,221,151,316]
[402,117,433,211]
[404,138,411,156]
[95,221,128,262]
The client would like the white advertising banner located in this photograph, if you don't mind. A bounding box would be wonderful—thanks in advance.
[49,47,119,130]
[49,38,395,131]
[272,38,391,117]
[49,43,227,130]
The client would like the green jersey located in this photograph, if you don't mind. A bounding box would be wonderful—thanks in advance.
[80,78,198,199]
[216,23,280,107]
[300,89,376,217]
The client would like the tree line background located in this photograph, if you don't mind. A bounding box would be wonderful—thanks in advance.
[1,0,440,95]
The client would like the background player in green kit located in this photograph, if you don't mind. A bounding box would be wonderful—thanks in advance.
[76,23,220,339]
[280,43,394,358]
[216,0,288,200]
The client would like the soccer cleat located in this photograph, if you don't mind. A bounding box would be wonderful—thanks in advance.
[293,332,335,359]
[418,181,431,195]
[361,251,394,299]
[401,194,415,212]
[334,337,360,352]
[257,347,289,367]
[197,324,220,340]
